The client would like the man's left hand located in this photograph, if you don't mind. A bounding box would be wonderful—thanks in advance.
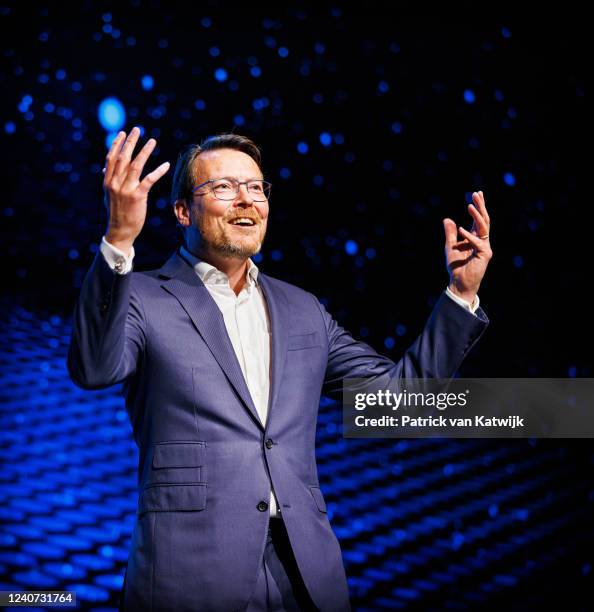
[443,190,493,307]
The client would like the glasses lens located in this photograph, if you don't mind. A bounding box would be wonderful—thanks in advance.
[247,180,271,201]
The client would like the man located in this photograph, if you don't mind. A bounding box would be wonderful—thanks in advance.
[68,128,492,611]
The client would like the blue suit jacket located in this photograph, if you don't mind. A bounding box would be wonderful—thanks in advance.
[68,249,489,611]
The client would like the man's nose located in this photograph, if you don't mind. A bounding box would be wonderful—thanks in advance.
[234,183,254,206]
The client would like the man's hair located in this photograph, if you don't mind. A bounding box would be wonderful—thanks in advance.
[170,133,263,205]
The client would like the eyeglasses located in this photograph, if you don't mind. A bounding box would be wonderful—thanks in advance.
[192,177,272,202]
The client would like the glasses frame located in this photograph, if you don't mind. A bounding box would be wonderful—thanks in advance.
[192,176,272,202]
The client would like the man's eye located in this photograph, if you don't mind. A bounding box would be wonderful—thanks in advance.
[249,183,263,191]
[215,181,233,190]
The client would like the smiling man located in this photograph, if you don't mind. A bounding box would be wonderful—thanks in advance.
[68,129,492,612]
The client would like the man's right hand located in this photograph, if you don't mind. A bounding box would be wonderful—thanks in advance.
[103,127,170,256]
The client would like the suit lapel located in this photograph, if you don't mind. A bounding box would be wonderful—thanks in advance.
[157,251,263,429]
[257,273,289,424]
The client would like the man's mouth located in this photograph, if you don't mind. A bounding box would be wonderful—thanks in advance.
[228,217,257,227]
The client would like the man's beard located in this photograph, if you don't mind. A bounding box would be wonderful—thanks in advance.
[196,214,264,259]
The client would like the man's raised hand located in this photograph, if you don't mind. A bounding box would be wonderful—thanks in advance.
[103,127,170,256]
[443,190,493,306]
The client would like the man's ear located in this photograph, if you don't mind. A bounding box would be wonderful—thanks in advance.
[173,199,191,228]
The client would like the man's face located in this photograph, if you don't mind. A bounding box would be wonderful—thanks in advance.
[187,149,269,260]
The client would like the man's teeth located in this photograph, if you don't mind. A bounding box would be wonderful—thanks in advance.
[230,218,255,226]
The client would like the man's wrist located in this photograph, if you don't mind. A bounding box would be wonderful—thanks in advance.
[104,232,134,258]
[447,284,477,308]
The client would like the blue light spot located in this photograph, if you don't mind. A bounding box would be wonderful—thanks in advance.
[384,337,395,349]
[501,27,512,38]
[68,249,79,260]
[271,250,283,261]
[4,121,16,134]
[194,99,206,111]
[494,89,505,101]
[141,75,154,91]
[313,175,324,186]
[100,545,113,557]
[72,81,82,92]
[515,509,529,521]
[443,463,454,476]
[391,121,402,134]
[102,23,112,34]
[102,12,112,22]
[568,366,577,378]
[396,324,406,336]
[297,141,308,154]
[280,167,291,179]
[365,247,376,259]
[98,97,125,131]
[55,69,66,80]
[314,42,325,54]
[513,255,523,268]
[378,80,389,93]
[345,240,358,255]
[464,89,476,104]
[278,46,289,58]
[504,171,516,186]
[320,132,332,147]
[488,504,499,517]
[209,46,220,57]
[334,133,344,145]
[38,73,49,84]
[214,68,228,82]
[201,17,212,28]
[451,533,465,550]
[250,66,261,77]
[233,114,245,126]
[252,252,263,263]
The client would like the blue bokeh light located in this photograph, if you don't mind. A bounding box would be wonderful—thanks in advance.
[97,97,126,131]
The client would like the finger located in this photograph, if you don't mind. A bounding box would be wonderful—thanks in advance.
[468,203,489,237]
[473,191,490,226]
[104,131,126,184]
[138,161,171,195]
[459,226,489,252]
[112,127,141,179]
[123,138,157,186]
[443,218,458,249]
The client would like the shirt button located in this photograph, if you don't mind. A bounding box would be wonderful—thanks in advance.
[257,501,268,512]
[265,439,274,449]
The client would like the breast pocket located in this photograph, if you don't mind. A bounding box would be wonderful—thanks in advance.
[287,331,321,351]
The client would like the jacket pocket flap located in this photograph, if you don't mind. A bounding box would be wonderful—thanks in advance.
[288,332,320,351]
[309,485,327,513]
[152,442,206,468]
[139,484,207,515]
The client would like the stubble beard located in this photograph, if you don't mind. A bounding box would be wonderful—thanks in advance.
[197,214,265,260]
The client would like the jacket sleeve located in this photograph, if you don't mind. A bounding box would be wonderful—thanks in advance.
[316,291,489,399]
[67,250,146,390]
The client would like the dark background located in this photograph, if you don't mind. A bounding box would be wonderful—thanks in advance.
[0,4,592,611]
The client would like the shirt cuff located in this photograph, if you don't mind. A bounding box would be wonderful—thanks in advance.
[445,286,480,315]
[100,236,135,275]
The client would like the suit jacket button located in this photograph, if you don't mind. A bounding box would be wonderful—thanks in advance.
[265,438,273,449]
[100,302,109,313]
[257,501,268,512]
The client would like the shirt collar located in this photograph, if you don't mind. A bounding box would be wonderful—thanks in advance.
[179,245,259,288]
